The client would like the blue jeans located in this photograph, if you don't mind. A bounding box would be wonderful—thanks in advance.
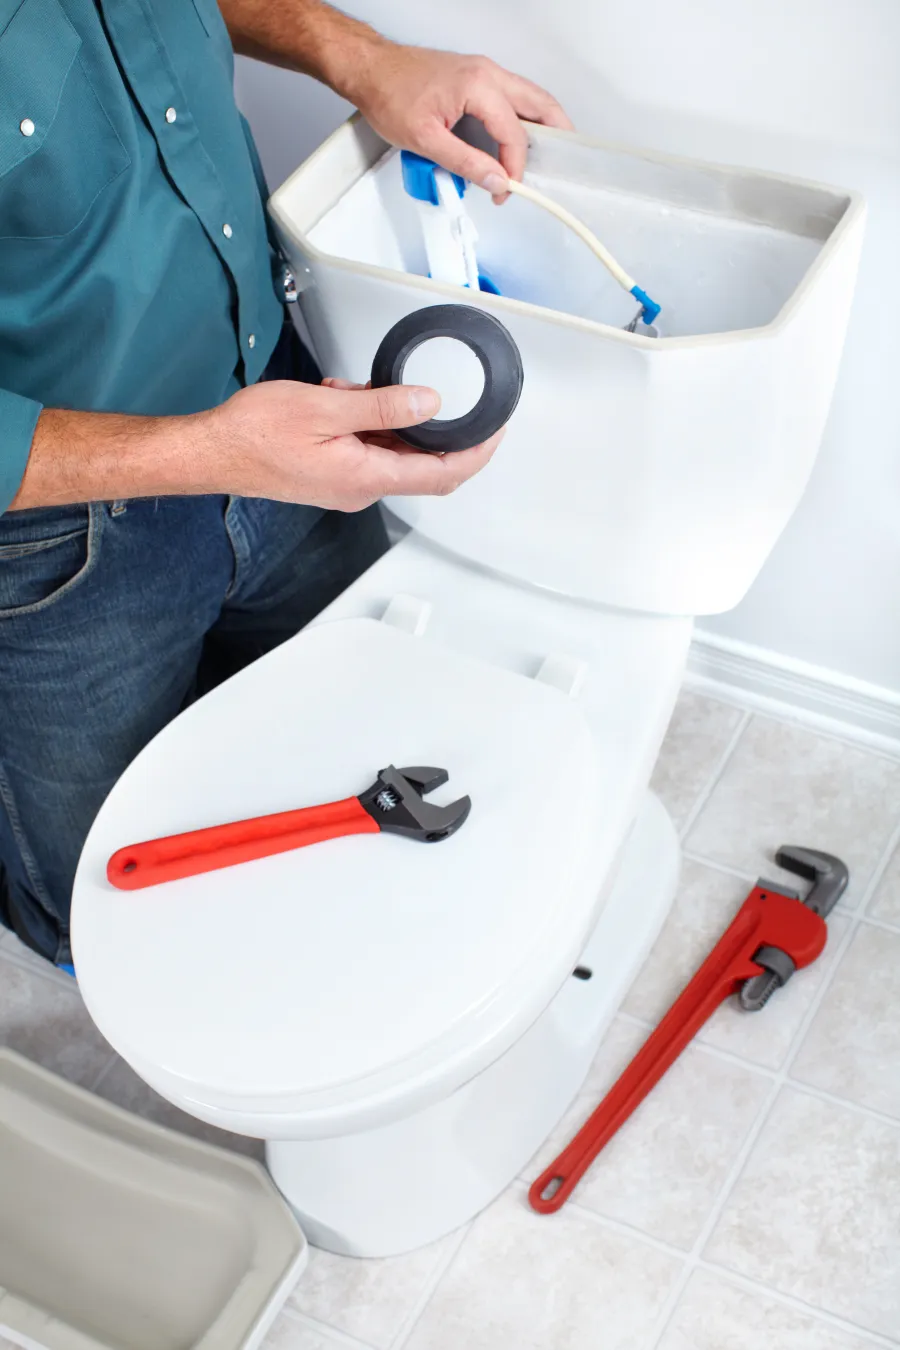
[0,324,388,965]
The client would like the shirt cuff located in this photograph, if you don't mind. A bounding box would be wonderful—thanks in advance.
[0,386,43,514]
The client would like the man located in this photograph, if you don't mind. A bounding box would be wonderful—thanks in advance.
[0,0,571,968]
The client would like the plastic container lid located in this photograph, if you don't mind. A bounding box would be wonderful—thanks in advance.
[73,619,600,1128]
[0,1049,306,1350]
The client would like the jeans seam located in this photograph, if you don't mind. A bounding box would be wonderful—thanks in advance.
[0,526,88,560]
[223,495,250,601]
[0,503,102,621]
[0,758,60,931]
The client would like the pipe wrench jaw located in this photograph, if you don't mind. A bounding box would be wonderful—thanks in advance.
[741,846,850,1011]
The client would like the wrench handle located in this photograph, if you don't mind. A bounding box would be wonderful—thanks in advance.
[529,959,745,1214]
[529,886,829,1214]
[107,796,379,890]
[529,893,778,1214]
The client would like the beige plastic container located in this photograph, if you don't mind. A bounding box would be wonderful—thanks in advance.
[0,1050,307,1350]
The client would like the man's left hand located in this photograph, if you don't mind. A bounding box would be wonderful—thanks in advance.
[347,45,573,203]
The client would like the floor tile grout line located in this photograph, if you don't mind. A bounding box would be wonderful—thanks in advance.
[677,698,900,908]
[560,1195,900,1350]
[562,1190,900,1350]
[680,851,757,883]
[868,817,900,888]
[280,1306,378,1350]
[693,1260,900,1349]
[615,1008,778,1078]
[654,1036,774,1080]
[676,709,753,843]
[859,815,900,918]
[777,925,861,1081]
[681,678,900,766]
[562,1199,692,1265]
[644,1076,783,1350]
[619,991,900,1128]
[682,847,872,918]
[387,1224,472,1350]
[615,1007,659,1031]
[515,1171,900,1350]
[775,813,900,1081]
[785,1078,900,1131]
[859,912,900,934]
[504,1178,692,1265]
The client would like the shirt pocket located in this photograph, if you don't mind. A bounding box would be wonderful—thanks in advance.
[0,0,130,240]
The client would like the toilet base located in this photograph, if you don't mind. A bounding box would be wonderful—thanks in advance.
[265,791,679,1257]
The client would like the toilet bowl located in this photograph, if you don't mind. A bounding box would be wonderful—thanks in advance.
[71,119,863,1257]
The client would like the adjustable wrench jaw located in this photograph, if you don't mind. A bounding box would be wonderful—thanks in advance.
[358,765,472,842]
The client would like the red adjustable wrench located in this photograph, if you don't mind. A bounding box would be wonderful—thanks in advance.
[107,765,471,890]
[530,845,849,1214]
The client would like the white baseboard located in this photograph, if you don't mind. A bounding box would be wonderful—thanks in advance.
[687,630,900,757]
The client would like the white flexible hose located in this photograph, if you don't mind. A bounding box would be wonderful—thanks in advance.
[504,178,637,295]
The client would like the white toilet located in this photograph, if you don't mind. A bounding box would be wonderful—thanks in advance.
[71,119,863,1258]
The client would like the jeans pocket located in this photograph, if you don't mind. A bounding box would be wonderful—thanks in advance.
[0,503,98,618]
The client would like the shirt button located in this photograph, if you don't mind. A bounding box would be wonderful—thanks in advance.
[165,107,177,124]
[222,223,233,239]
[248,334,256,349]
[19,118,35,137]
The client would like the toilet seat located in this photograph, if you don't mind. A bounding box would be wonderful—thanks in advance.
[73,617,604,1135]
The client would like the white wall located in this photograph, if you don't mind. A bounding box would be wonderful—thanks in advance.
[235,0,900,693]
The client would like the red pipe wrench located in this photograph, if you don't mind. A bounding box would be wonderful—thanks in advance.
[530,845,848,1214]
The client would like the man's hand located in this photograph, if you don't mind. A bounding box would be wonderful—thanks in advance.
[345,47,573,204]
[204,377,503,510]
[10,379,502,511]
[218,0,572,204]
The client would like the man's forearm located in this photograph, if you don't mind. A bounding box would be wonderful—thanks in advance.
[216,0,385,102]
[8,408,214,510]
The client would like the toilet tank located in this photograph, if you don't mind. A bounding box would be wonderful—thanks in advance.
[268,118,864,616]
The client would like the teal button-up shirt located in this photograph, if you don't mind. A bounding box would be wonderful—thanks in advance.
[0,0,285,512]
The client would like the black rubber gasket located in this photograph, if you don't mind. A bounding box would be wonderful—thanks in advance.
[370,304,524,453]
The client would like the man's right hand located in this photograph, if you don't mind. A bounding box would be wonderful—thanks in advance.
[9,376,503,512]
[201,375,503,511]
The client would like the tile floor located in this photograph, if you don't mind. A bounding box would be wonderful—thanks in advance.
[2,689,900,1350]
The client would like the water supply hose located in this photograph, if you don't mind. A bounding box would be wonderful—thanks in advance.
[502,179,661,328]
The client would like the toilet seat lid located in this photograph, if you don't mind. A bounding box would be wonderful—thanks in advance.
[73,618,600,1119]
